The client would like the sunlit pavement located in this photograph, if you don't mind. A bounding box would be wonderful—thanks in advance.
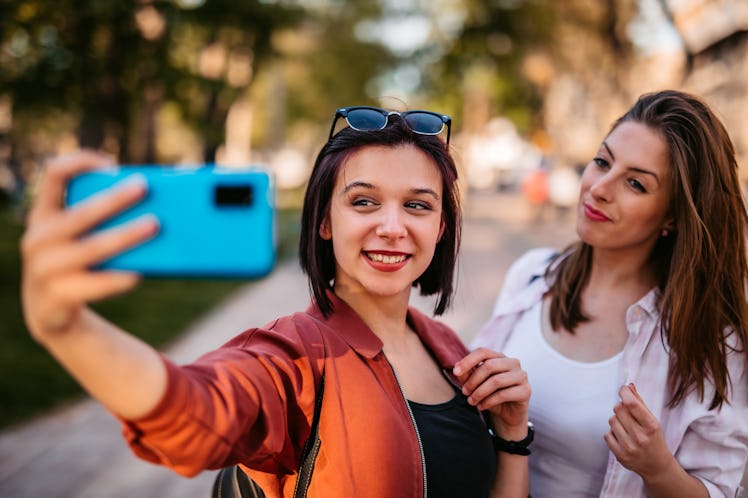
[1,191,745,497]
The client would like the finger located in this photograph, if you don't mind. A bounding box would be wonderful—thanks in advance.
[48,271,143,304]
[32,150,116,219]
[473,383,530,411]
[62,174,150,236]
[461,355,520,395]
[31,215,159,276]
[26,175,149,250]
[30,271,142,333]
[466,366,527,405]
[604,430,623,457]
[453,347,505,380]
[612,401,639,435]
[619,384,657,428]
[607,411,634,453]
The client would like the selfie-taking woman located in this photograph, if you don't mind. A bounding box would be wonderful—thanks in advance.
[21,108,531,498]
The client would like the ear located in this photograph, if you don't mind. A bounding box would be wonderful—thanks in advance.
[662,217,676,232]
[319,218,332,240]
[437,220,446,242]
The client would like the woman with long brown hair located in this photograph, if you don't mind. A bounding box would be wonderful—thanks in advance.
[472,89,748,497]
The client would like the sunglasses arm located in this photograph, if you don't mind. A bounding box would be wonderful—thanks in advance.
[328,114,341,141]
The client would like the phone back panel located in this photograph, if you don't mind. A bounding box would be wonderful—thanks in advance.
[65,166,276,278]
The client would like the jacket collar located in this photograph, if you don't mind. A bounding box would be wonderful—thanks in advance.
[306,291,457,366]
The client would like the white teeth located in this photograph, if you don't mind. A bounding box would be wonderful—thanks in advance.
[367,252,406,264]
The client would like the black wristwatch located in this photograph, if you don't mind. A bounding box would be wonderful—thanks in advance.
[490,421,534,456]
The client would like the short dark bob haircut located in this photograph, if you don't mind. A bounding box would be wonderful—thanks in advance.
[299,114,461,317]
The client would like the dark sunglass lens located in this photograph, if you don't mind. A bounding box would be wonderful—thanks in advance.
[346,109,388,131]
[404,112,444,135]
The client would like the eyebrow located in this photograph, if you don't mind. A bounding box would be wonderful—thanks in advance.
[602,141,661,185]
[342,181,441,200]
[603,142,615,160]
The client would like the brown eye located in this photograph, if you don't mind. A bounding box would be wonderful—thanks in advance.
[405,201,432,210]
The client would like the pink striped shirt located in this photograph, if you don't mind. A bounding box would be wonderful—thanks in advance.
[472,248,748,498]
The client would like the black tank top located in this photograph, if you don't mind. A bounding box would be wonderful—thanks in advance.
[408,391,497,498]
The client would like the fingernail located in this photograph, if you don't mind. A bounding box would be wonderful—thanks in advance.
[121,173,148,191]
[139,214,160,235]
[453,366,461,376]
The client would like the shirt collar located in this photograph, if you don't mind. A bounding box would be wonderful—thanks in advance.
[635,287,661,316]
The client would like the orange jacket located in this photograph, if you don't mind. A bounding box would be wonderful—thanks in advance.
[120,293,470,498]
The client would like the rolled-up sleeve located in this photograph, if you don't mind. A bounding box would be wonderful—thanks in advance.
[676,357,748,498]
[119,320,323,477]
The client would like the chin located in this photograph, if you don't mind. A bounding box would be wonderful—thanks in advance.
[575,225,605,248]
[365,281,413,299]
[575,220,590,241]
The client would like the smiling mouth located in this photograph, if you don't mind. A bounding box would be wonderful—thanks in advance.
[365,252,408,264]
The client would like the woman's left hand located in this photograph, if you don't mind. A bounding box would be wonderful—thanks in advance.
[605,383,674,478]
[454,347,530,431]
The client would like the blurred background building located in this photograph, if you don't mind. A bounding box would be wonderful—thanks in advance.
[673,0,748,179]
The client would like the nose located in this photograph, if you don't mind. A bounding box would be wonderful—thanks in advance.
[375,205,407,239]
[588,171,614,202]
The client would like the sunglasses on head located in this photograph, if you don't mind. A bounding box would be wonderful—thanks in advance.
[329,106,452,144]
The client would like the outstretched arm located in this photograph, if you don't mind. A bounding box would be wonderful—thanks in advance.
[21,150,167,420]
[455,348,531,498]
[605,384,708,498]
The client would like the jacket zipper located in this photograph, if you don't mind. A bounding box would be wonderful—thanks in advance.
[384,356,427,498]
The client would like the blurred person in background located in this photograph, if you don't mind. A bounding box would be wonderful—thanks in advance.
[520,161,550,223]
[20,109,531,498]
[472,90,748,497]
[547,162,580,222]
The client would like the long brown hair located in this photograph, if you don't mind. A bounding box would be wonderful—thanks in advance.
[548,90,748,409]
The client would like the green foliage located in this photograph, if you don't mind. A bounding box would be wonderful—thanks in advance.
[277,3,397,126]
[422,0,556,132]
[0,0,304,161]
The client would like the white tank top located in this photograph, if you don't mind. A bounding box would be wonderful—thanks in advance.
[503,300,623,498]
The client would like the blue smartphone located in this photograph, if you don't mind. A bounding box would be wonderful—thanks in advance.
[65,165,276,278]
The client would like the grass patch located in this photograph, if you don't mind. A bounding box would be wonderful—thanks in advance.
[0,207,300,429]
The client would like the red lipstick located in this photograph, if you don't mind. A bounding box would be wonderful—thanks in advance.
[583,203,611,222]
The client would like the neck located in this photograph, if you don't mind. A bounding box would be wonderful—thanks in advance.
[588,247,657,295]
[333,285,411,341]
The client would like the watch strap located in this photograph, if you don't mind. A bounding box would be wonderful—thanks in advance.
[490,422,534,456]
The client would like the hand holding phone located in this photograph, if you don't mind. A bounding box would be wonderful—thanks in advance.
[65,165,276,278]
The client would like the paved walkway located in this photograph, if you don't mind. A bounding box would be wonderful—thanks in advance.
[1,192,745,497]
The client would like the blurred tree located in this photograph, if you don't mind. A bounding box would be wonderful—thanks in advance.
[531,0,639,165]
[423,0,556,134]
[0,0,303,165]
[424,0,638,145]
[268,2,398,141]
